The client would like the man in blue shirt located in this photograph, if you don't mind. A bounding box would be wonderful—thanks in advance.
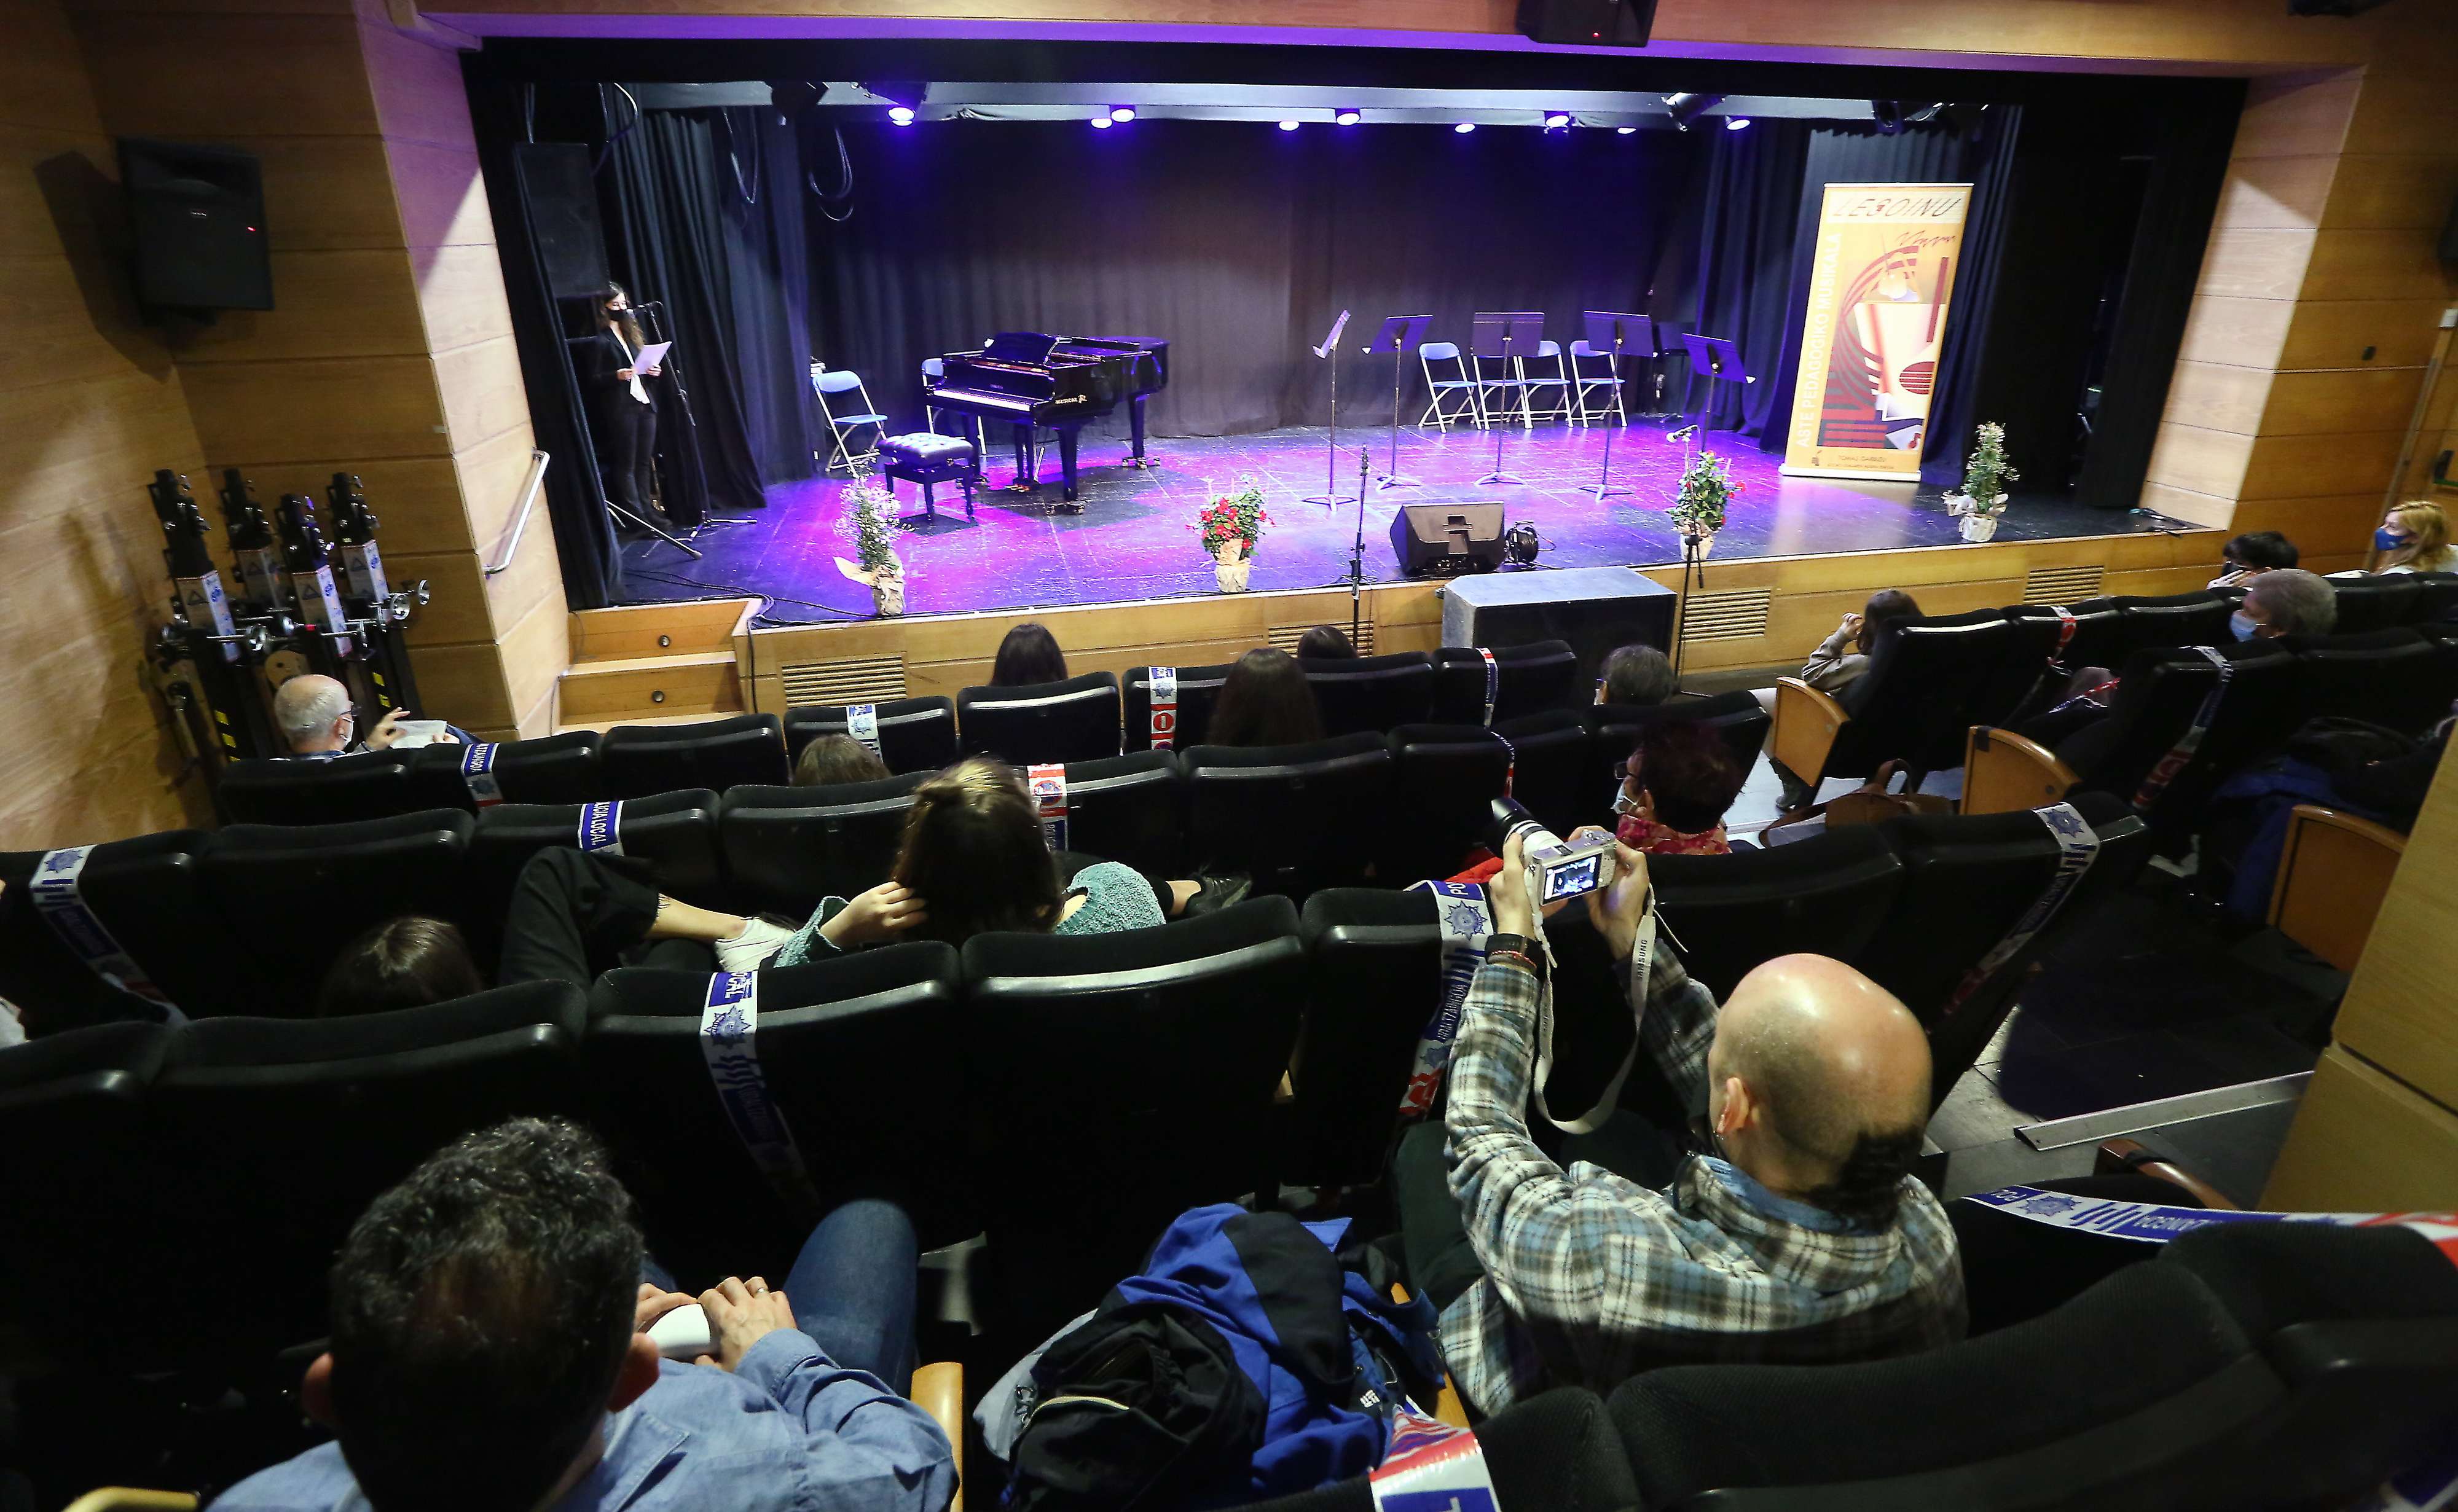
[214,1118,956,1512]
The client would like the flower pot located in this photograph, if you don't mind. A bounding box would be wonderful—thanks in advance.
[1678,526,1718,560]
[1214,546,1252,593]
[1958,513,2000,543]
[873,572,906,617]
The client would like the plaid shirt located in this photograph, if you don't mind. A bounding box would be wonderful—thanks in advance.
[1437,942,1965,1414]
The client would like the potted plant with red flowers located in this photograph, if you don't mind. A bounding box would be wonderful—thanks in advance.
[1194,482,1270,593]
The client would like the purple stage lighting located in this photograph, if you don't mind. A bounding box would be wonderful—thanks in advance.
[1453,121,1476,133]
[1090,116,1113,129]
[1278,119,1300,131]
[1726,116,1751,130]
[1543,111,1571,130]
[887,105,915,125]
[1110,106,1136,123]
[1335,108,1361,125]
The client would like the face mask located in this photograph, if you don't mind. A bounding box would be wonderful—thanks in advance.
[2376,526,2411,553]
[2229,609,2261,643]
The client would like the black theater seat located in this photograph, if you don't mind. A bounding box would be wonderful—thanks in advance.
[1184,733,1392,899]
[150,982,589,1354]
[600,713,788,797]
[194,811,477,1017]
[783,697,959,775]
[218,751,415,826]
[1772,610,2014,791]
[1043,750,1185,876]
[720,774,927,918]
[0,832,210,1036]
[465,791,726,966]
[1291,888,1445,1190]
[959,671,1122,765]
[404,730,606,812]
[1303,651,1438,737]
[1585,692,1770,807]
[584,944,970,1279]
[2326,573,2422,633]
[1241,1389,1635,1512]
[1384,725,1513,884]
[960,898,1306,1338]
[1493,708,1593,841]
[1647,826,1905,1003]
[2406,570,2458,622]
[2006,597,2130,683]
[1123,660,1235,753]
[1432,640,1584,726]
[2110,589,2236,660]
[2288,628,2446,731]
[2132,640,2314,845]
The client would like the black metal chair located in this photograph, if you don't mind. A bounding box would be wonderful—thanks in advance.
[783,697,959,775]
[1184,734,1392,900]
[1303,651,1439,738]
[404,731,607,813]
[600,714,789,796]
[1431,640,1584,726]
[1123,661,1235,753]
[958,672,1123,765]
[218,751,417,826]
[718,773,928,919]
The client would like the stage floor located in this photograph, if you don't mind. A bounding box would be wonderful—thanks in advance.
[618,418,2190,624]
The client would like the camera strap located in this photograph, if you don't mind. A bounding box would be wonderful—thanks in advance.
[845,703,884,761]
[699,971,821,1215]
[2134,646,2233,808]
[576,800,624,856]
[460,741,505,807]
[1529,893,1656,1135]
[1490,729,1516,797]
[2047,606,2078,678]
[28,847,187,1024]
[1400,880,1493,1118]
[1477,648,1499,727]
[1148,667,1178,750]
[1027,763,1070,851]
[1938,802,2100,1020]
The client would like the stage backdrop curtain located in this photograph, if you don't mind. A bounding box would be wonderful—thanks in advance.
[1689,119,1812,437]
[806,120,1704,441]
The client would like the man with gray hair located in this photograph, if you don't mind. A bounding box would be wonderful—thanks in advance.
[2234,567,2338,641]
[272,673,434,759]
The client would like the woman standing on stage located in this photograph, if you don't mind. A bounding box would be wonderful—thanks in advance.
[582,281,663,523]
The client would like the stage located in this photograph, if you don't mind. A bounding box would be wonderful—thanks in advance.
[617,417,2200,625]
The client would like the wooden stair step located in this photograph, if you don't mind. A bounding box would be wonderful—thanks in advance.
[559,649,742,721]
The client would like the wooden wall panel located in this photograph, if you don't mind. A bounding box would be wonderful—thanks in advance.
[2297,229,2456,304]
[2136,482,2234,530]
[409,242,517,353]
[2228,70,2360,160]
[170,248,434,363]
[2321,154,2458,231]
[2160,361,2272,434]
[73,15,378,137]
[2333,743,2458,1113]
[2256,366,2429,439]
[2211,154,2336,231]
[2196,229,2317,300]
[2262,1046,2458,1211]
[2145,423,2254,499]
[390,140,496,249]
[2237,429,2405,501]
[2175,294,2294,371]
[2278,299,2451,371]
[433,334,528,450]
[180,354,450,461]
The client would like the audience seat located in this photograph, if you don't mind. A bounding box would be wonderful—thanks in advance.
[599,714,789,797]
[1291,888,1447,1189]
[1608,1222,2458,1512]
[2326,573,2422,634]
[1585,693,1771,807]
[2406,570,2458,622]
[1493,708,1595,842]
[2288,628,2451,732]
[1303,651,1439,737]
[0,832,211,1037]
[1431,640,1582,726]
[1042,750,1185,877]
[1384,725,1513,884]
[718,774,927,919]
[0,1021,173,1371]
[959,671,1123,765]
[2269,803,2406,974]
[583,944,970,1279]
[149,982,589,1353]
[464,791,726,966]
[960,898,1306,1338]
[1772,610,2014,792]
[1241,1388,1635,1512]
[216,752,415,828]
[2110,589,2236,660]
[1974,609,2069,732]
[1648,827,1906,1003]
[2057,643,2257,804]
[1122,661,1235,753]
[783,697,959,775]
[1183,734,1392,899]
[2006,597,2130,684]
[404,731,606,812]
[2131,641,2315,847]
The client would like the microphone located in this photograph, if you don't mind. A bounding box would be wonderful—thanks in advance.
[1665,423,1702,443]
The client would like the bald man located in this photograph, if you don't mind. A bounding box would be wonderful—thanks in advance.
[272,674,449,758]
[1394,832,1964,1415]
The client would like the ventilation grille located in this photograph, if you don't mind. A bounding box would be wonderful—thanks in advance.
[1270,621,1378,656]
[2024,565,2106,605]
[780,655,906,705]
[1679,588,1773,644]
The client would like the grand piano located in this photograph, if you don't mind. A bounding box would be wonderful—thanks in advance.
[927,332,1169,507]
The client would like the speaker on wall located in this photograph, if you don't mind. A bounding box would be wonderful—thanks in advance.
[117,138,270,313]
[1390,503,1508,576]
[513,143,613,300]
[1514,0,1657,46]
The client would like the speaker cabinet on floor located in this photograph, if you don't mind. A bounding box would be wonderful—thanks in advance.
[1390,503,1508,576]
[118,138,270,313]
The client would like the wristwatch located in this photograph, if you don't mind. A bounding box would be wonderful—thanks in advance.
[1485,934,1547,982]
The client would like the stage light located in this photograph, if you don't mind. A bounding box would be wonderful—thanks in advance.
[1454,121,1477,133]
[768,82,827,117]
[1109,106,1136,123]
[1543,111,1571,130]
[1278,119,1301,131]
[1090,116,1113,128]
[1335,108,1361,125]
[1869,100,1906,135]
[1661,92,1726,131]
[887,105,915,125]
[1616,125,1637,135]
[1725,116,1751,130]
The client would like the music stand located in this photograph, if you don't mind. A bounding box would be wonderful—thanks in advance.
[1303,310,1354,507]
[1577,310,1643,500]
[1364,314,1430,489]
[1472,311,1542,486]
[1679,334,1753,431]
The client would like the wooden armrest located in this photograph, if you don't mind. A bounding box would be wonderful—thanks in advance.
[64,1494,199,1512]
[2268,804,2408,974]
[1961,726,2079,815]
[1770,677,1848,788]
[2096,1138,2240,1210]
[1389,1282,1471,1426]
[911,1360,966,1511]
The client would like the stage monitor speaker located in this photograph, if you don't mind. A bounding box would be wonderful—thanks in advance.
[513,143,612,300]
[117,138,271,312]
[1515,0,1656,46]
[1391,503,1509,576]
[1442,566,1676,687]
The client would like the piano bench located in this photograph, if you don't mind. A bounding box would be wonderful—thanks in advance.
[879,433,978,523]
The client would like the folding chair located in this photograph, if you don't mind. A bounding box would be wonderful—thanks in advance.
[1472,342,1529,428]
[1518,339,1574,424]
[811,366,887,474]
[1416,342,1483,431]
[1568,339,1627,426]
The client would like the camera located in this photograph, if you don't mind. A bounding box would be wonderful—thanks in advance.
[1485,796,1618,904]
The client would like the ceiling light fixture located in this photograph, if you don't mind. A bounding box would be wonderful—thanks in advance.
[1335,108,1362,125]
[1543,111,1572,130]
[1455,121,1477,133]
[1090,116,1112,129]
[1110,106,1136,123]
[887,105,915,125]
[1661,92,1726,131]
[1278,119,1301,131]
[1725,117,1751,130]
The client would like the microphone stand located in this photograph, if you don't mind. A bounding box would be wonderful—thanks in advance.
[1665,422,1708,690]
[1380,341,1418,489]
[635,300,747,540]
[1347,448,1372,647]
[1579,324,1631,500]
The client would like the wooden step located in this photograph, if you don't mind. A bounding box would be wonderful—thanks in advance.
[557,649,742,722]
[555,709,755,737]
[568,597,755,662]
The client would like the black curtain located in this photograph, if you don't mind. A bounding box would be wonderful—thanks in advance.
[1912,108,2020,489]
[807,120,1705,439]
[1689,119,1812,437]
[468,82,622,608]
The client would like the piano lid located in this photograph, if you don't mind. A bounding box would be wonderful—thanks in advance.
[983,332,1062,366]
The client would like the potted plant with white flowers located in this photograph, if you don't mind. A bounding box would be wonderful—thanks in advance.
[834,468,906,616]
[1666,450,1741,558]
[1947,421,2018,544]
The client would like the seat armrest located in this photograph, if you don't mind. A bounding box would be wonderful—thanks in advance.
[65,1494,200,1512]
[1961,726,2080,815]
[912,1360,966,1511]
[1770,678,1847,788]
[2095,1138,2239,1210]
[2268,804,2408,973]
